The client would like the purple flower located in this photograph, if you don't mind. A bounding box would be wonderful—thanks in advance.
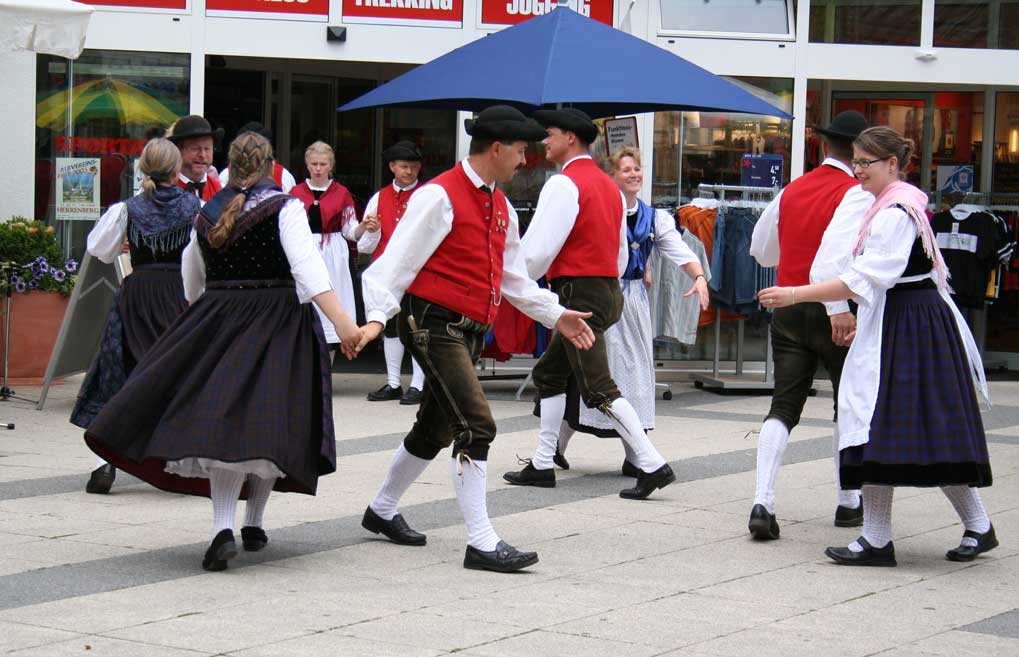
[14,281,26,293]
[65,259,78,273]
[36,260,49,274]
[29,263,40,276]
[27,279,38,290]
[52,269,66,282]
[35,256,46,263]
[9,275,19,286]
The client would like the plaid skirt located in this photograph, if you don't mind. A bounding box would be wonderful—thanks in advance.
[840,288,991,489]
[85,281,336,497]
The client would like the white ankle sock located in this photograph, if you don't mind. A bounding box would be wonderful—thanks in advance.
[369,445,431,520]
[383,337,404,389]
[94,457,109,469]
[209,468,245,538]
[603,398,666,472]
[452,458,500,551]
[834,426,861,509]
[532,395,566,470]
[853,485,893,550]
[557,421,574,455]
[410,357,425,391]
[753,418,789,514]
[243,475,275,528]
[941,485,991,546]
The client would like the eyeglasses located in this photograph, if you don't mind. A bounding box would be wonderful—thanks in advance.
[851,157,889,169]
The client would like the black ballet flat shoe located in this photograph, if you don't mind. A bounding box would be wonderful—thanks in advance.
[834,501,864,528]
[503,462,556,488]
[463,540,539,573]
[825,537,897,567]
[361,506,427,546]
[553,447,570,470]
[619,463,675,500]
[367,384,402,402]
[85,464,116,495]
[946,526,998,562]
[202,529,238,572]
[621,459,639,478]
[399,386,423,405]
[240,526,268,552]
[748,504,781,540]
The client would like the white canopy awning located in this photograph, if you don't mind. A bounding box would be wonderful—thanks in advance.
[0,0,93,60]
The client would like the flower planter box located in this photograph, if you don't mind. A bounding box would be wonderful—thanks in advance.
[0,291,70,386]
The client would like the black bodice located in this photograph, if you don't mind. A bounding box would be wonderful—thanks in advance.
[199,213,293,282]
[128,232,187,265]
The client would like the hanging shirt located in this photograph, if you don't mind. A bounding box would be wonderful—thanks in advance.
[931,205,1011,308]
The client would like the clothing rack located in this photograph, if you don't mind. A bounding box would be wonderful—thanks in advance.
[690,183,779,392]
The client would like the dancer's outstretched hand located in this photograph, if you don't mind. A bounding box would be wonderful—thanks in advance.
[556,310,595,350]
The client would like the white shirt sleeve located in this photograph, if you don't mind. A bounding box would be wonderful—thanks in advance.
[278,198,333,303]
[653,208,698,269]
[357,191,382,254]
[339,202,360,242]
[749,190,783,267]
[86,202,129,264]
[500,203,566,328]
[520,174,579,280]
[280,168,297,194]
[811,185,874,316]
[361,185,453,325]
[219,168,230,187]
[838,207,916,306]
[616,192,628,277]
[181,228,205,303]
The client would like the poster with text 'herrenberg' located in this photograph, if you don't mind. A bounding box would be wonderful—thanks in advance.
[56,158,101,222]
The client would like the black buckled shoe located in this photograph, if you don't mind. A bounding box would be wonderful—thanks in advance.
[240,526,268,552]
[834,501,864,527]
[748,504,780,540]
[503,462,556,488]
[367,384,402,401]
[202,529,238,572]
[619,463,675,500]
[553,447,570,470]
[825,537,897,567]
[86,464,116,495]
[621,459,639,478]
[399,386,423,405]
[946,526,998,562]
[464,540,539,573]
[361,506,426,546]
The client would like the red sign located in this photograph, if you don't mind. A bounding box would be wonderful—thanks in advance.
[481,0,612,26]
[88,0,187,9]
[55,135,149,157]
[342,0,464,27]
[207,0,329,20]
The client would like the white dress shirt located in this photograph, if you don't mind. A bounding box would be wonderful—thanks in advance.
[220,165,296,193]
[357,179,420,254]
[360,158,565,329]
[87,202,129,263]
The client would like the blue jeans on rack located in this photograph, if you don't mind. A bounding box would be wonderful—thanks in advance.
[709,206,759,312]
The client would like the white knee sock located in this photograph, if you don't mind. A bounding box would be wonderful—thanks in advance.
[532,395,566,470]
[209,468,245,538]
[603,398,666,473]
[383,337,404,389]
[834,426,861,509]
[410,357,425,391]
[452,458,500,552]
[243,475,275,528]
[557,421,574,455]
[369,445,431,520]
[753,418,789,514]
[941,485,991,546]
[853,485,894,550]
[620,439,637,465]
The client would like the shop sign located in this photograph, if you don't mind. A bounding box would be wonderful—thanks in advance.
[207,0,330,21]
[480,0,612,27]
[604,116,638,153]
[54,135,149,157]
[342,0,464,28]
[88,0,188,12]
[740,153,783,188]
[55,158,101,222]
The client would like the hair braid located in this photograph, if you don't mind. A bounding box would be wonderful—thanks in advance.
[208,132,274,248]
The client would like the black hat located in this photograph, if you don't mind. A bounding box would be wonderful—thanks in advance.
[532,108,599,145]
[382,140,423,163]
[239,121,274,143]
[168,115,224,145]
[465,105,547,142]
[815,110,868,141]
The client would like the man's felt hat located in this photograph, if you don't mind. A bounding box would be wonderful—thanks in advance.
[239,121,274,143]
[464,105,547,142]
[532,108,599,145]
[382,140,423,162]
[167,115,224,146]
[815,110,868,141]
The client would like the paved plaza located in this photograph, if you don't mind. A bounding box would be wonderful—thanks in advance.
[0,371,1017,656]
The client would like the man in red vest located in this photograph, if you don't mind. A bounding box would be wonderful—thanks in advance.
[503,108,674,500]
[167,115,223,204]
[746,110,873,540]
[355,106,595,573]
[358,140,427,405]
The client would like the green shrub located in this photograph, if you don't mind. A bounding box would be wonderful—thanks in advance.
[0,218,77,296]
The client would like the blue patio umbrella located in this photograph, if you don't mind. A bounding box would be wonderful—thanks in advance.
[339,7,791,119]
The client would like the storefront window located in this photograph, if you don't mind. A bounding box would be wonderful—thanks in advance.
[993,92,1019,191]
[809,0,922,45]
[658,0,793,38]
[382,108,457,190]
[934,1,1019,49]
[35,50,190,260]
[988,91,1019,355]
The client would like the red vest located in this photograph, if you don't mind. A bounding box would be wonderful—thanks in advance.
[375,182,419,260]
[546,158,623,281]
[407,163,509,324]
[177,174,222,202]
[271,162,285,188]
[776,164,860,286]
[290,181,355,235]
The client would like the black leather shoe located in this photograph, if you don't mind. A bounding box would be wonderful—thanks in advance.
[834,501,864,527]
[825,537,897,567]
[946,526,998,562]
[619,463,675,500]
[202,529,238,571]
[553,447,570,470]
[86,464,116,494]
[399,386,423,405]
[748,504,780,540]
[367,384,402,401]
[503,462,555,488]
[621,459,639,478]
[463,540,539,573]
[240,526,268,552]
[361,506,426,546]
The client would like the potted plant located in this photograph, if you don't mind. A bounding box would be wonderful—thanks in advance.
[0,218,78,385]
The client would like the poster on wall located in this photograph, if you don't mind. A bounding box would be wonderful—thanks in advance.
[937,165,974,194]
[480,0,612,27]
[55,158,101,222]
[88,0,188,12]
[342,0,464,28]
[207,0,329,21]
[604,117,638,155]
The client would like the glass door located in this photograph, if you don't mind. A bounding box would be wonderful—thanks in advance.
[288,76,338,184]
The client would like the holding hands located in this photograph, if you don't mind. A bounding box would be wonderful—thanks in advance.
[361,214,382,233]
[758,286,797,309]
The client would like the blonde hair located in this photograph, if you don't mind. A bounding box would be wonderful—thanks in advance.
[606,146,642,175]
[208,132,273,248]
[854,126,915,180]
[304,141,335,169]
[139,138,182,197]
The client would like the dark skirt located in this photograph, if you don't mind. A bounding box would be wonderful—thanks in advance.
[840,288,991,489]
[71,264,188,429]
[85,281,336,497]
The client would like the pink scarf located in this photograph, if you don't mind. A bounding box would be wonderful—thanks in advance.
[853,180,949,290]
